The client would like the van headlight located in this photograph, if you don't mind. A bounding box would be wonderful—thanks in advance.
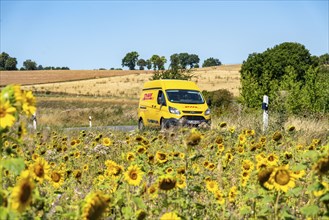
[169,106,180,115]
[205,108,211,115]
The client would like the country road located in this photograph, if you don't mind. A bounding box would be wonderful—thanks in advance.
[64,125,137,132]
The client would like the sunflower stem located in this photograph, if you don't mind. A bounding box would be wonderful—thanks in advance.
[274,191,281,220]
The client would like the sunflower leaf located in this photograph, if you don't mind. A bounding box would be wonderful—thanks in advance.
[1,157,25,176]
[300,204,320,216]
[320,193,329,202]
[132,196,147,209]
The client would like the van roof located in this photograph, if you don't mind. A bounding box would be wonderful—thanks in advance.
[143,80,200,91]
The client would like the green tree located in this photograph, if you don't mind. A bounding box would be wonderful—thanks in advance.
[150,55,167,70]
[122,51,139,70]
[0,52,10,70]
[202,57,222,67]
[240,42,313,109]
[146,59,152,70]
[178,53,190,69]
[319,53,329,65]
[23,59,37,70]
[4,57,18,70]
[137,59,146,70]
[188,54,200,68]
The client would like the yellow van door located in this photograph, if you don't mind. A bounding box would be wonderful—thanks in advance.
[148,90,166,126]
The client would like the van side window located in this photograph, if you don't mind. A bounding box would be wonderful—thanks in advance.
[157,90,166,106]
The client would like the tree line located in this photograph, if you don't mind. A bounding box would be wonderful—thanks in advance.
[0,52,69,71]
[121,52,221,70]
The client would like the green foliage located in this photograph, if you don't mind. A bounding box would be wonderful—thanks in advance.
[202,89,234,109]
[136,59,146,70]
[170,53,200,69]
[202,57,222,67]
[23,59,37,70]
[150,55,166,70]
[240,42,328,114]
[0,52,17,70]
[151,68,193,80]
[121,51,139,70]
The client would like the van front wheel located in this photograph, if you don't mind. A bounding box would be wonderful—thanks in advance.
[138,119,144,131]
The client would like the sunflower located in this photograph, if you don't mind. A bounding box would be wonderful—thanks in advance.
[219,122,227,128]
[126,152,136,162]
[179,152,185,159]
[0,99,16,128]
[206,180,219,193]
[287,125,296,132]
[166,167,174,174]
[258,167,274,189]
[313,181,329,197]
[267,153,279,166]
[269,166,296,193]
[22,90,36,116]
[313,157,329,175]
[192,163,200,174]
[156,151,168,163]
[31,153,39,161]
[207,163,216,171]
[137,145,147,154]
[225,153,233,163]
[105,160,124,176]
[185,129,202,147]
[217,144,225,153]
[291,169,306,179]
[29,157,50,183]
[124,164,144,186]
[158,174,176,191]
[9,170,35,213]
[228,186,238,203]
[242,160,254,173]
[102,137,112,147]
[176,175,187,189]
[136,209,147,220]
[147,184,158,199]
[238,134,247,144]
[160,212,181,220]
[50,170,65,188]
[229,126,235,134]
[214,189,225,205]
[272,131,282,142]
[81,192,111,220]
[177,167,186,175]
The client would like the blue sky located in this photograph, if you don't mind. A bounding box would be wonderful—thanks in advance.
[1,0,328,70]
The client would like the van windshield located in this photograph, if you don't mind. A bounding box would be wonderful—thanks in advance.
[166,90,204,104]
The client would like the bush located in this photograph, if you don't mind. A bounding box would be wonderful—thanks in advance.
[203,89,234,111]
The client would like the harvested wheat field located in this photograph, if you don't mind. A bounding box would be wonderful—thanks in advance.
[19,64,241,98]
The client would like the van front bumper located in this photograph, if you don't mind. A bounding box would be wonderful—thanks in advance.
[163,116,211,128]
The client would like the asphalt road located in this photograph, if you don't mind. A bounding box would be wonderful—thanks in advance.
[64,125,137,132]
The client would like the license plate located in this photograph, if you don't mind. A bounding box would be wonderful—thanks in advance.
[187,120,200,125]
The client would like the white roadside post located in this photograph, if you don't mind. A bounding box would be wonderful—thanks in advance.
[262,95,269,133]
[89,116,92,127]
[32,113,37,130]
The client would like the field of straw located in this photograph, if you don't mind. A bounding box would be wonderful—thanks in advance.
[12,65,241,99]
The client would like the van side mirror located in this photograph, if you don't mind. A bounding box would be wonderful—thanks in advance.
[207,99,212,107]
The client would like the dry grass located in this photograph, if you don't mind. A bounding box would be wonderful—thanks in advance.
[18,64,241,98]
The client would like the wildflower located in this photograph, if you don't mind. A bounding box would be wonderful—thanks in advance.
[215,136,224,144]
[9,170,34,212]
[206,180,219,193]
[105,160,123,176]
[102,137,112,146]
[81,192,111,220]
[147,184,158,199]
[217,144,225,153]
[158,174,176,191]
[137,145,147,154]
[22,90,36,116]
[166,167,174,174]
[160,212,181,220]
[267,153,279,166]
[136,209,147,220]
[272,131,282,142]
[176,175,187,189]
[242,160,254,173]
[228,186,238,203]
[0,99,16,128]
[214,190,225,205]
[185,129,202,146]
[238,134,247,144]
[313,157,329,175]
[124,164,144,186]
[156,151,168,163]
[29,157,50,183]
[50,170,65,188]
[269,166,296,193]
[126,152,136,162]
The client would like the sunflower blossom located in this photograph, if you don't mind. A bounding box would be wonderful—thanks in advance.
[0,99,16,128]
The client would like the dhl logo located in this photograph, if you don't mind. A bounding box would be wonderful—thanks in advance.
[185,106,198,109]
[143,93,153,100]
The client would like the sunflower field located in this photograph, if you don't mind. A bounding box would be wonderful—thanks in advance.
[1,85,329,220]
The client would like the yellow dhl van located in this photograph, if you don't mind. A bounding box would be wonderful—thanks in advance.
[137,79,211,130]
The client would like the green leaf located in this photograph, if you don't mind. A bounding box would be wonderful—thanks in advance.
[291,164,307,171]
[1,158,25,175]
[239,206,251,215]
[300,205,319,216]
[0,207,8,220]
[190,185,202,192]
[55,206,63,213]
[132,197,147,209]
[122,206,133,219]
[320,193,329,202]
[302,151,318,161]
